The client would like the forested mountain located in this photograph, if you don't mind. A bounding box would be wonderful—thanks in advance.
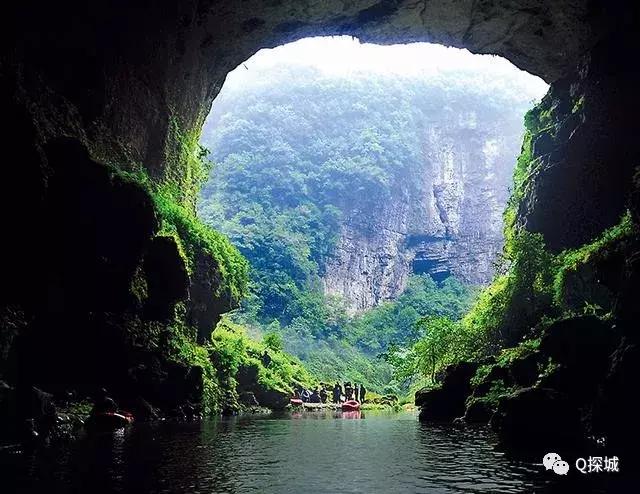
[198,50,544,392]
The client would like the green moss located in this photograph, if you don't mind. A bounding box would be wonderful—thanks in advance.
[129,265,149,306]
[554,211,634,309]
[161,110,213,208]
[108,165,249,414]
[470,338,540,388]
[555,211,637,294]
[462,229,558,346]
[538,357,560,382]
[152,187,249,305]
[467,380,517,411]
[115,165,249,306]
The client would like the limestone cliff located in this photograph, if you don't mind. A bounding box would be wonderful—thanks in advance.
[322,112,523,312]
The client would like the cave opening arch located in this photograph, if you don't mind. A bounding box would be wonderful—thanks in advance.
[197,36,548,321]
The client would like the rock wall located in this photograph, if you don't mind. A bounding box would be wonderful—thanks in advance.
[323,114,521,312]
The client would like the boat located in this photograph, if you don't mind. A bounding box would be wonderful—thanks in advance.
[290,398,304,406]
[341,400,360,411]
[86,411,134,431]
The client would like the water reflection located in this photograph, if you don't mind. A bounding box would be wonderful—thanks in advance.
[1,411,627,494]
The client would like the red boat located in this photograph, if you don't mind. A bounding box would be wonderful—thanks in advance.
[290,398,304,406]
[341,400,360,411]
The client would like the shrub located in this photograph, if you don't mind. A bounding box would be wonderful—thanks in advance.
[211,317,316,397]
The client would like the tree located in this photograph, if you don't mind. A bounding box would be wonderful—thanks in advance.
[413,316,461,382]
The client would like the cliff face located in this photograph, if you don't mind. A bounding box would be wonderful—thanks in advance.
[322,114,521,312]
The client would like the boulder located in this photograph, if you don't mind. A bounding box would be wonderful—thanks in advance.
[187,250,235,344]
[380,394,399,406]
[509,352,540,387]
[143,236,189,320]
[129,397,159,422]
[236,363,288,410]
[490,387,582,457]
[463,398,494,423]
[592,340,640,459]
[416,361,479,421]
[236,363,259,389]
[471,364,511,398]
[539,316,619,403]
[238,391,259,407]
[253,389,289,410]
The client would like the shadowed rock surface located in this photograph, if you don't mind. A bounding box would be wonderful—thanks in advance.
[416,361,479,421]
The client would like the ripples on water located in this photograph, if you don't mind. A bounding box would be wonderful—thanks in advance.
[1,410,625,493]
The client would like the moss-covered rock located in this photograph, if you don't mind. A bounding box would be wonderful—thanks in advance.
[463,397,495,423]
[491,387,583,458]
[416,362,479,421]
[538,316,619,404]
[592,340,640,459]
[142,236,190,320]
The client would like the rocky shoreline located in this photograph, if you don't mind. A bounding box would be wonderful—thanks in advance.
[415,315,637,461]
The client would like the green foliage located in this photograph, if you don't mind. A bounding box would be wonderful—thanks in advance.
[554,212,634,307]
[347,276,476,355]
[211,317,316,396]
[228,274,475,394]
[109,161,250,414]
[153,188,249,305]
[466,380,516,411]
[463,229,559,346]
[114,164,249,306]
[470,338,540,387]
[505,95,555,234]
[263,331,284,352]
[384,315,484,389]
[163,113,213,208]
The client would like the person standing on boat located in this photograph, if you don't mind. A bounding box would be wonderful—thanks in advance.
[360,384,367,404]
[344,382,353,401]
[300,388,311,403]
[332,382,342,404]
[309,388,321,403]
[319,385,328,404]
[354,383,360,402]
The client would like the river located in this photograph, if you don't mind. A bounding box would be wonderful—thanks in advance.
[1,410,623,493]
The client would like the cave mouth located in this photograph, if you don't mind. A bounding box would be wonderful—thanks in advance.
[3,3,640,483]
[196,36,548,389]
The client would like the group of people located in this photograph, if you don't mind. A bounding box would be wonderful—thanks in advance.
[294,381,367,404]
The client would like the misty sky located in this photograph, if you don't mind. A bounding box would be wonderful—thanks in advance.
[222,36,548,102]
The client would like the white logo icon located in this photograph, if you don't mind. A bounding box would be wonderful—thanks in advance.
[553,460,570,475]
[543,453,569,475]
[543,452,562,470]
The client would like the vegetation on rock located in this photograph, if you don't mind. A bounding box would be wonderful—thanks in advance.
[197,60,538,393]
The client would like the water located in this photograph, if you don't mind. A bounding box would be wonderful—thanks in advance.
[1,410,624,493]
